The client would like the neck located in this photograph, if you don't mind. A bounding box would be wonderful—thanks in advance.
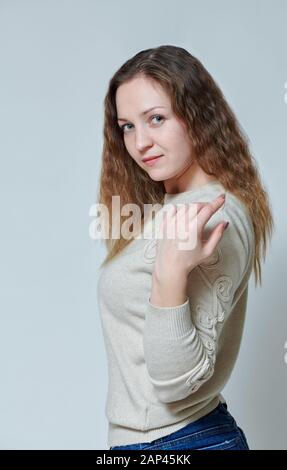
[164,161,217,194]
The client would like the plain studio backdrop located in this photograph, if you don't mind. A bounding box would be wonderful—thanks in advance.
[0,0,286,450]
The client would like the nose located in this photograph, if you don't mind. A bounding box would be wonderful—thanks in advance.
[134,126,153,152]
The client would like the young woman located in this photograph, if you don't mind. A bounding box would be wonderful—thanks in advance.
[96,45,274,450]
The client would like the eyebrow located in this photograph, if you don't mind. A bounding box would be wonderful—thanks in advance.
[117,106,166,122]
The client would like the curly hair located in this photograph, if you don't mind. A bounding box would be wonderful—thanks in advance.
[96,44,274,287]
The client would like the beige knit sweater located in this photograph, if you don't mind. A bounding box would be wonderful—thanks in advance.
[97,181,255,448]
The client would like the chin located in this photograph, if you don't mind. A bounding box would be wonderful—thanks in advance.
[147,173,165,182]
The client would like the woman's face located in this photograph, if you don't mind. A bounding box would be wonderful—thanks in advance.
[115,75,195,193]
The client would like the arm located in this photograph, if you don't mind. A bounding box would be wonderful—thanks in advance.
[142,197,254,403]
[150,270,188,308]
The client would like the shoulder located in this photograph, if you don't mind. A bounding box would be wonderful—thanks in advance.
[192,187,254,287]
[179,185,254,247]
[165,184,255,284]
[221,190,254,257]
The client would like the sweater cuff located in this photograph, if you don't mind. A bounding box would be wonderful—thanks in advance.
[146,295,195,340]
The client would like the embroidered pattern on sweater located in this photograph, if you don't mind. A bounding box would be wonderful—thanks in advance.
[143,239,157,263]
[185,271,233,393]
[143,241,223,267]
[199,246,223,269]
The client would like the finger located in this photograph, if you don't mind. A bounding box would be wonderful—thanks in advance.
[168,199,220,238]
[168,202,208,222]
[197,194,226,230]
[172,202,202,240]
[182,202,208,213]
[174,201,209,231]
[160,204,176,237]
[202,221,226,257]
[174,205,191,239]
[195,202,209,213]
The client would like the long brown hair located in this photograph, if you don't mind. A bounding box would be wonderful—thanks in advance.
[96,45,274,287]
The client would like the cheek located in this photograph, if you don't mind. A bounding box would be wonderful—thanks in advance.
[163,122,185,144]
[174,130,193,157]
[123,137,133,154]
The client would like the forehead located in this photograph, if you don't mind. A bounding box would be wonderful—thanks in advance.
[116,76,171,118]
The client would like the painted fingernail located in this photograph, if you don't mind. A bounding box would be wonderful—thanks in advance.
[223,221,229,230]
[219,193,226,200]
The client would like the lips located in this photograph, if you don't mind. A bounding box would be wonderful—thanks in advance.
[142,155,163,162]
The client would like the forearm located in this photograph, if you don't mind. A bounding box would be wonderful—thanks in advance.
[150,269,188,307]
[144,270,211,403]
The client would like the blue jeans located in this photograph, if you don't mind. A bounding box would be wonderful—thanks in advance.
[109,402,250,450]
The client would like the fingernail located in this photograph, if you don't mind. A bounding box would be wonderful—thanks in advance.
[219,193,226,200]
[223,221,229,230]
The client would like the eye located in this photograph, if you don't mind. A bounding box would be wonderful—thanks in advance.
[119,114,165,133]
[151,114,164,124]
[119,123,133,132]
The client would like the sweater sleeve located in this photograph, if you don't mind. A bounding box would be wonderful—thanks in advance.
[142,196,254,403]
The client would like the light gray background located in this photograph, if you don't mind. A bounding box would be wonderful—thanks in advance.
[0,0,286,450]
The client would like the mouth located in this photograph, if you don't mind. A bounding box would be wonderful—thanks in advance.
[142,155,163,164]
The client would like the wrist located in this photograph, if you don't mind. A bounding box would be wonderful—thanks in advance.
[152,265,188,285]
[150,270,188,308]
